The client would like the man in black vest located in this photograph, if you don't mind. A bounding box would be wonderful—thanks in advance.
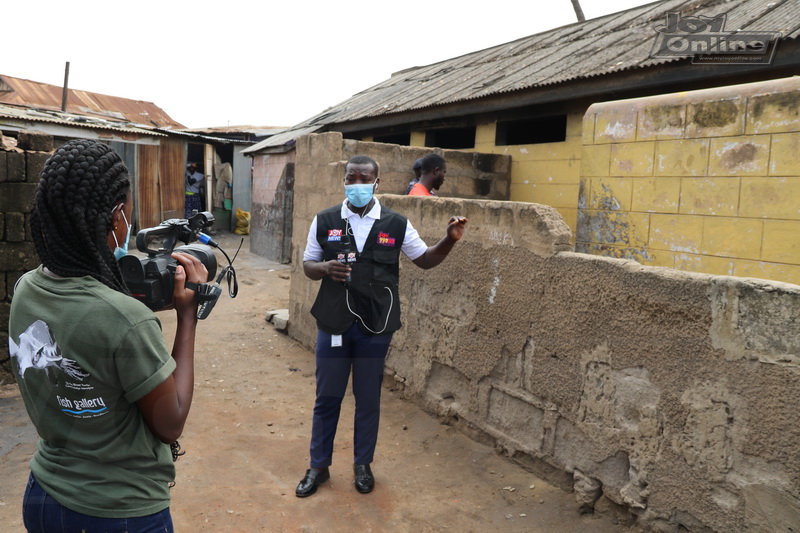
[296,154,467,497]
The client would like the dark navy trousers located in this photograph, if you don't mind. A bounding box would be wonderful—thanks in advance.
[310,322,392,469]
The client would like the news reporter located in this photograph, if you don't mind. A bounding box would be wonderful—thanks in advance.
[296,154,467,498]
[8,139,206,532]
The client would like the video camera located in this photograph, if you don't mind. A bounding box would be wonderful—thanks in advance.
[119,212,218,311]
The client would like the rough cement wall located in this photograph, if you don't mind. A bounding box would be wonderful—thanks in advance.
[250,152,295,263]
[288,132,800,532]
[0,131,52,384]
[579,75,800,286]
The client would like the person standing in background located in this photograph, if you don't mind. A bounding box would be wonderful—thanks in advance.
[185,162,204,218]
[405,157,424,194]
[408,153,446,196]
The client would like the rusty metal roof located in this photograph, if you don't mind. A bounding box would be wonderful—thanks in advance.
[296,0,800,128]
[0,74,185,129]
[0,102,166,137]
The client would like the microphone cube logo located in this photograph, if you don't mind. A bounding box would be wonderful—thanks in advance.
[651,12,781,65]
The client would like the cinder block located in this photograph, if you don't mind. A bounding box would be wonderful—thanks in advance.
[525,139,581,161]
[0,242,39,271]
[701,217,762,260]
[594,108,638,143]
[679,177,740,216]
[557,207,578,236]
[674,252,736,276]
[610,142,655,177]
[0,214,4,242]
[519,159,579,185]
[0,183,37,213]
[24,213,32,241]
[709,136,770,176]
[582,112,596,145]
[26,152,50,183]
[475,123,495,146]
[581,144,611,177]
[17,130,54,152]
[0,272,5,300]
[6,271,26,298]
[4,212,25,242]
[735,259,800,286]
[6,152,25,182]
[655,139,710,176]
[0,303,9,334]
[769,132,800,176]
[510,182,537,203]
[686,98,745,138]
[584,176,634,211]
[631,177,681,213]
[0,151,6,182]
[746,90,800,134]
[762,220,800,263]
[638,104,686,140]
[649,214,703,253]
[740,177,800,220]
[532,183,580,210]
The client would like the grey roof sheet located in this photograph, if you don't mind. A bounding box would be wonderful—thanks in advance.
[294,0,799,128]
[0,102,166,136]
[241,125,322,153]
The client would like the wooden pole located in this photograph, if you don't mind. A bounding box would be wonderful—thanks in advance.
[571,0,586,21]
[61,62,70,112]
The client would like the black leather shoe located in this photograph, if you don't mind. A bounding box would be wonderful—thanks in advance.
[354,463,374,494]
[295,467,330,498]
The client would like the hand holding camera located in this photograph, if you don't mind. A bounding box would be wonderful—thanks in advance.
[118,212,240,319]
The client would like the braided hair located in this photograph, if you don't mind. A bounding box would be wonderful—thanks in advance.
[31,139,131,294]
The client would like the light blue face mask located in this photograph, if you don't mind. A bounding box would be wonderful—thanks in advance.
[112,209,132,260]
[345,183,376,208]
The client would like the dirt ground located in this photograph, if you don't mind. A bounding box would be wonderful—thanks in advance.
[0,230,645,532]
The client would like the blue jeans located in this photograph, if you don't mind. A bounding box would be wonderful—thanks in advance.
[310,323,392,468]
[23,473,173,533]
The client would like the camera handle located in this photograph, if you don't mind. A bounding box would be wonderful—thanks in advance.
[185,281,223,320]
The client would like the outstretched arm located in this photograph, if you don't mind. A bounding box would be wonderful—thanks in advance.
[412,216,468,270]
[136,252,207,443]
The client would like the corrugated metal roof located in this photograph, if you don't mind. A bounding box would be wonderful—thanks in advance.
[295,0,799,127]
[0,74,185,129]
[241,125,322,153]
[0,102,166,137]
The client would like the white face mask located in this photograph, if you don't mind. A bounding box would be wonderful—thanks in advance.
[112,207,132,260]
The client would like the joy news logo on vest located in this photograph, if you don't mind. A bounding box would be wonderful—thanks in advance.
[651,11,781,65]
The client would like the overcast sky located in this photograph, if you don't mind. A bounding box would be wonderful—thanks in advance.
[3,0,657,129]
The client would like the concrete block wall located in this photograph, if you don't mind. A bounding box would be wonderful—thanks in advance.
[250,151,295,263]
[288,131,800,532]
[343,138,512,200]
[0,131,53,383]
[579,76,800,286]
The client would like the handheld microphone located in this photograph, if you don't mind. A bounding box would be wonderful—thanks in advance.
[340,235,352,284]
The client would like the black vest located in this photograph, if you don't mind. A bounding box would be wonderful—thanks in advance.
[310,204,408,335]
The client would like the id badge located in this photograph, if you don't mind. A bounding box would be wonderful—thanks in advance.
[331,335,342,347]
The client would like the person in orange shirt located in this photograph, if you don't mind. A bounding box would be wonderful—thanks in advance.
[408,153,446,196]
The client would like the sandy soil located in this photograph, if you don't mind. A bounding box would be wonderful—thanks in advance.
[0,230,644,532]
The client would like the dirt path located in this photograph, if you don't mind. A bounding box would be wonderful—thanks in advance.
[0,231,643,532]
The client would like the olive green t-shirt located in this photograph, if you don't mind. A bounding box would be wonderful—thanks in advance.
[8,267,177,518]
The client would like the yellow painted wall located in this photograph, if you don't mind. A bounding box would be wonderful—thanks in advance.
[579,76,800,286]
[470,108,585,235]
